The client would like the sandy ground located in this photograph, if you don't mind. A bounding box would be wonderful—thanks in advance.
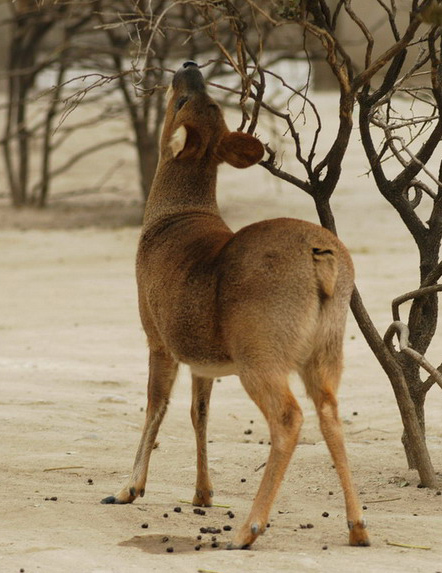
[1,93,442,573]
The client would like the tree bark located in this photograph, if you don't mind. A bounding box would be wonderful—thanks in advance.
[351,288,437,487]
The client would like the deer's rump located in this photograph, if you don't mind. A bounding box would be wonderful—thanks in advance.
[136,216,353,375]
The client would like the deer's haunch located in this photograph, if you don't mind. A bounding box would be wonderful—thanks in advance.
[101,61,370,550]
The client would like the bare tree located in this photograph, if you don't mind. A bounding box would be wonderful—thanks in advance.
[1,0,131,207]
[94,0,218,200]
[1,0,242,205]
[2,0,64,206]
[190,0,442,487]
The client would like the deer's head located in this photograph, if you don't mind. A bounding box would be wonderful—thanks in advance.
[161,61,264,169]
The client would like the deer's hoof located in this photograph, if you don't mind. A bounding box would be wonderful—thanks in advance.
[348,519,370,546]
[227,522,264,549]
[101,485,143,505]
[101,495,120,504]
[101,494,135,504]
[226,541,251,550]
[192,488,213,507]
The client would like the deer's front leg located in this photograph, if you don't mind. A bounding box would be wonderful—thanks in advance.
[191,375,214,507]
[101,349,178,504]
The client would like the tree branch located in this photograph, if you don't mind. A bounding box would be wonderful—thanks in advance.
[384,321,442,391]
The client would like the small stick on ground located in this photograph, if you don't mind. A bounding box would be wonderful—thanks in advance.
[178,499,230,508]
[364,497,402,504]
[386,540,431,550]
[43,466,85,472]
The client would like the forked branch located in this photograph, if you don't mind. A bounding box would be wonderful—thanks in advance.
[384,283,442,391]
[384,320,442,391]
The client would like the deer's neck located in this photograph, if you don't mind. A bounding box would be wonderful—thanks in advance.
[143,159,220,226]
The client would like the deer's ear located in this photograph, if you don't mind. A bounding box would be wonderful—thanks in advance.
[215,131,264,168]
[170,124,202,159]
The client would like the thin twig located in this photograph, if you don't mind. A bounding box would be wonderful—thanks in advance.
[386,540,431,550]
[43,466,85,472]
[178,499,231,509]
[364,497,402,504]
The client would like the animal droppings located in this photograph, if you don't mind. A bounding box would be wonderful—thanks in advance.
[200,526,221,534]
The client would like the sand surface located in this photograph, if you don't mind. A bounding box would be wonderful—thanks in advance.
[1,93,442,573]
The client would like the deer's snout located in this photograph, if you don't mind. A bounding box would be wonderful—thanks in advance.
[173,61,206,93]
[182,60,198,69]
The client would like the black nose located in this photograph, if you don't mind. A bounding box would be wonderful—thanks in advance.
[183,60,198,69]
[173,61,205,92]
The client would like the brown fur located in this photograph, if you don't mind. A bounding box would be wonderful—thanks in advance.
[101,62,370,549]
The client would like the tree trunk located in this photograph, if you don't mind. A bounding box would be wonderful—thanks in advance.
[134,122,158,202]
[351,288,437,488]
[401,392,426,470]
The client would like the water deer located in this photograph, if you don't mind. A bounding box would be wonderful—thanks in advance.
[102,61,370,549]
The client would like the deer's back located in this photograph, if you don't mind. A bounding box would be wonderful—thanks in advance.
[136,215,354,375]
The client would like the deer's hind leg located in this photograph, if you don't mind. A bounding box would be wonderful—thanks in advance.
[191,375,214,507]
[228,369,303,549]
[302,349,370,547]
[101,348,178,505]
